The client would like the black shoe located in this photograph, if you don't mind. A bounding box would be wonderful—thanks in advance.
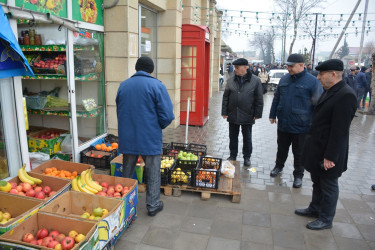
[270,167,282,177]
[293,178,302,188]
[244,158,251,166]
[148,201,164,216]
[295,208,319,218]
[372,184,375,190]
[227,156,236,161]
[306,219,332,230]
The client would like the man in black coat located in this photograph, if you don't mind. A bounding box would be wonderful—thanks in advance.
[222,58,264,166]
[295,59,357,230]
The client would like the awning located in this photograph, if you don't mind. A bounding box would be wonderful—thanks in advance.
[0,5,34,79]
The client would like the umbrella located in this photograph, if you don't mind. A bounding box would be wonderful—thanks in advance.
[0,5,34,79]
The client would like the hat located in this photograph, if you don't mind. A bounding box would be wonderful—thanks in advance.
[361,66,367,72]
[350,66,356,71]
[135,56,154,73]
[286,54,304,65]
[315,59,344,72]
[232,58,249,66]
[356,66,360,70]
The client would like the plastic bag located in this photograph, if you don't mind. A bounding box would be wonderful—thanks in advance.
[29,152,50,169]
[221,160,235,178]
[61,134,82,153]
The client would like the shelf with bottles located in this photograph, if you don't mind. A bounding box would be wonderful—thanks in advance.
[20,45,97,52]
[27,105,102,118]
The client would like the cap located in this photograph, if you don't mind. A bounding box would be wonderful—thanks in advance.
[135,56,154,73]
[286,54,304,65]
[361,66,367,72]
[232,58,249,66]
[315,59,344,72]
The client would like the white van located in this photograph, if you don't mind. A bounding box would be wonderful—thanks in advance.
[268,69,288,91]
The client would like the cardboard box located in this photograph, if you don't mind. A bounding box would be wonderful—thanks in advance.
[91,174,138,228]
[28,129,68,155]
[39,191,124,249]
[110,154,144,183]
[7,173,71,205]
[30,159,94,178]
[0,213,99,250]
[109,207,137,248]
[0,193,44,235]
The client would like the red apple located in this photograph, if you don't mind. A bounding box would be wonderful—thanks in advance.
[114,184,123,193]
[34,186,42,192]
[49,191,57,197]
[55,233,66,243]
[107,188,115,195]
[100,182,108,188]
[9,182,17,189]
[16,185,23,192]
[37,239,43,245]
[18,191,26,196]
[32,184,37,188]
[102,187,107,193]
[49,230,59,240]
[9,189,18,194]
[113,192,121,198]
[97,191,107,196]
[42,186,51,195]
[30,240,38,245]
[22,182,32,192]
[35,191,45,200]
[48,240,60,248]
[22,233,35,243]
[107,193,113,197]
[121,187,129,195]
[37,228,49,239]
[26,189,36,197]
[41,236,53,247]
[61,236,75,250]
[108,185,114,190]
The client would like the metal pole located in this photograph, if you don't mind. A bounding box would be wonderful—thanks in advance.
[329,0,361,59]
[312,13,319,67]
[185,98,190,144]
[358,0,369,66]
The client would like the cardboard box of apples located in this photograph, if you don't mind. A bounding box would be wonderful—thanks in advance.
[0,212,99,250]
[0,192,44,235]
[40,191,124,249]
[28,128,68,155]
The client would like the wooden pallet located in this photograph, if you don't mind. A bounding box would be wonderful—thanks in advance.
[138,161,241,203]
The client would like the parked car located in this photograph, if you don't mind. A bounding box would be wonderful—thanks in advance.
[268,69,288,91]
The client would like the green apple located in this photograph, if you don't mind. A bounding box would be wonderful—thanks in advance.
[93,207,103,217]
[81,213,89,219]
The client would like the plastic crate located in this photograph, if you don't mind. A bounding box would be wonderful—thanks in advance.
[188,143,207,157]
[160,156,175,185]
[25,95,47,110]
[170,157,199,186]
[194,157,222,189]
[105,134,119,144]
[80,148,116,170]
[162,142,171,155]
[171,142,189,151]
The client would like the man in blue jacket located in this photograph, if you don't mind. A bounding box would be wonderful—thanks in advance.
[356,66,367,109]
[116,57,174,216]
[269,54,323,188]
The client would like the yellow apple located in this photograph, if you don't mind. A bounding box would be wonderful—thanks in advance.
[68,230,78,238]
[75,233,85,243]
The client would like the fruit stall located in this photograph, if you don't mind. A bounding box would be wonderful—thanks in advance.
[0,159,138,250]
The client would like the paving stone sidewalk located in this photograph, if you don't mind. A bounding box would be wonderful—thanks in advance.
[116,91,375,250]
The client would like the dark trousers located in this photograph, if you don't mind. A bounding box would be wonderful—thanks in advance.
[229,123,253,159]
[308,173,339,223]
[123,154,161,212]
[357,88,365,108]
[275,130,306,178]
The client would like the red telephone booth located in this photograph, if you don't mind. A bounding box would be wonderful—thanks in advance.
[180,24,210,126]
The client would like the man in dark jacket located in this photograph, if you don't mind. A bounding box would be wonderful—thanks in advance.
[344,67,358,93]
[269,54,323,188]
[222,58,264,166]
[296,59,357,230]
[356,66,367,109]
[116,56,174,217]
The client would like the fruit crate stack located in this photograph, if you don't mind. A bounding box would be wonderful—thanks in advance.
[169,151,200,186]
[194,157,222,189]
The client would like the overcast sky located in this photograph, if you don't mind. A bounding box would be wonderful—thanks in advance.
[216,0,375,60]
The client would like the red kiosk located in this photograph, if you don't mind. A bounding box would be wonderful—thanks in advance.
[180,24,210,126]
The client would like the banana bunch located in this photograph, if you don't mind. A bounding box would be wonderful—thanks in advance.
[72,169,102,194]
[0,181,11,192]
[18,164,42,185]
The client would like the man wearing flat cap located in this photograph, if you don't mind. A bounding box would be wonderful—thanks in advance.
[222,58,264,166]
[269,54,323,188]
[296,59,357,230]
[116,56,175,217]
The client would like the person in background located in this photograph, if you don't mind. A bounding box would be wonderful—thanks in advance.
[259,67,269,94]
[219,65,224,88]
[345,66,358,93]
[365,67,372,108]
[222,58,264,166]
[307,64,314,74]
[356,66,367,110]
[116,56,174,217]
[297,59,357,230]
[269,54,323,188]
[251,66,259,76]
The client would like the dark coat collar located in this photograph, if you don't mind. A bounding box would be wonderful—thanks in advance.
[290,69,306,80]
[317,80,346,106]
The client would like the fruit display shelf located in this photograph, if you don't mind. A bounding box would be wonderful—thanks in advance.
[27,106,102,118]
[21,73,100,81]
[20,45,96,52]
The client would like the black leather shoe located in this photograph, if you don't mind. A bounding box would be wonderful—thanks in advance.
[306,219,332,230]
[372,184,375,190]
[227,156,236,161]
[295,208,319,218]
[244,158,251,166]
[148,201,164,216]
[293,178,302,188]
[270,167,282,177]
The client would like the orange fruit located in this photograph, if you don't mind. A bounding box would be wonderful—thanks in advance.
[95,144,101,150]
[45,168,52,174]
[101,144,107,151]
[106,146,112,151]
[65,171,72,177]
[112,143,118,149]
[51,167,57,172]
[72,171,78,176]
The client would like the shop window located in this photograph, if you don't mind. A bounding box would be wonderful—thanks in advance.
[139,5,157,76]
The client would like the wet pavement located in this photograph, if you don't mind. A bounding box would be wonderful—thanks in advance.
[115,90,375,250]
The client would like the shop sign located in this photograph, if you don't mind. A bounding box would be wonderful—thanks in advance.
[72,0,103,26]
[15,0,68,18]
[0,0,6,4]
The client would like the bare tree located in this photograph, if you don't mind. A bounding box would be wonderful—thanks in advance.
[364,40,375,66]
[274,3,293,64]
[250,29,276,64]
[250,33,267,61]
[275,0,324,55]
[368,53,375,115]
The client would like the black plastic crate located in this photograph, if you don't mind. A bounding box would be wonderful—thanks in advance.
[194,157,222,189]
[160,155,175,186]
[80,148,116,170]
[188,143,207,157]
[169,159,198,186]
[171,142,189,151]
[162,142,171,155]
[105,134,119,144]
